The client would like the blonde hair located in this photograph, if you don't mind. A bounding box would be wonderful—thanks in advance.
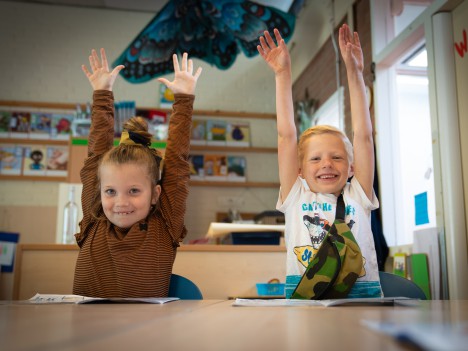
[298,125,353,164]
[90,116,162,220]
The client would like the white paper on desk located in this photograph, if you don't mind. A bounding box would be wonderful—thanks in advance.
[27,293,179,304]
[206,223,285,238]
[232,297,415,307]
[362,320,468,351]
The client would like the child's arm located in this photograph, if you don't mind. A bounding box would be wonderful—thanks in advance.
[339,24,374,199]
[156,53,202,243]
[258,29,298,201]
[78,49,124,233]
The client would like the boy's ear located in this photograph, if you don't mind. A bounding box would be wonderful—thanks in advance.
[152,185,162,205]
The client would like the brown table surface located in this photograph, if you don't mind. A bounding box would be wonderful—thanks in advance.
[1,299,467,351]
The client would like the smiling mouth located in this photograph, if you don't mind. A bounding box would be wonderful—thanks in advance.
[115,211,134,215]
[318,174,337,180]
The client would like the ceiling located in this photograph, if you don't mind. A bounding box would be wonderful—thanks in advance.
[11,0,296,13]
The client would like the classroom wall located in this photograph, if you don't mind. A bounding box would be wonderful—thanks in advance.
[0,1,357,245]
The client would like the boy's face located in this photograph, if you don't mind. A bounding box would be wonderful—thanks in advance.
[100,163,161,229]
[300,133,353,196]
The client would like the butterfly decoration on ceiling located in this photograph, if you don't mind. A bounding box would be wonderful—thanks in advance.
[113,0,298,83]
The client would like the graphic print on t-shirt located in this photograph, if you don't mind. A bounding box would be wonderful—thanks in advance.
[294,200,359,270]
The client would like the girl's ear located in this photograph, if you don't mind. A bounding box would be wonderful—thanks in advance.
[152,185,162,205]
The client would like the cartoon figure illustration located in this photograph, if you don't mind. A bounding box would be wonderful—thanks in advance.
[56,118,71,134]
[29,150,44,170]
[47,148,68,170]
[231,125,244,141]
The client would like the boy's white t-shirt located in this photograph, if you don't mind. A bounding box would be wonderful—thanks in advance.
[277,176,382,299]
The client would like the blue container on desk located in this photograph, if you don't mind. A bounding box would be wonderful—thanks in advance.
[256,283,285,296]
[231,231,281,245]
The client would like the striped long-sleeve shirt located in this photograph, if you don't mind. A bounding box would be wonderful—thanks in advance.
[72,90,193,298]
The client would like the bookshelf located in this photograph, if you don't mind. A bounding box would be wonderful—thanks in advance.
[0,100,279,188]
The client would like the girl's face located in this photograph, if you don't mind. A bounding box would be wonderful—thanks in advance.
[300,133,353,196]
[99,163,160,229]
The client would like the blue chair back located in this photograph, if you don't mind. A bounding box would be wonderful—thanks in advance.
[168,274,203,300]
[379,271,427,299]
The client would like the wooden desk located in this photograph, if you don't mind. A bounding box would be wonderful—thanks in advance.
[1,300,467,350]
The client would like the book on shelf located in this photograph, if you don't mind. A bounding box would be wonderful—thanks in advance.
[0,111,12,137]
[227,155,247,182]
[71,118,91,137]
[160,85,174,109]
[29,113,53,139]
[23,145,47,176]
[145,110,168,141]
[50,113,73,140]
[190,119,206,145]
[226,122,250,147]
[0,144,23,175]
[9,112,31,138]
[203,154,227,181]
[45,145,69,177]
[206,120,227,146]
[189,154,205,180]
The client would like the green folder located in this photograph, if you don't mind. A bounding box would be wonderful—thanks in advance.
[410,253,431,299]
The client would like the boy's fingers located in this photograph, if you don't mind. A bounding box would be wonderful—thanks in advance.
[257,45,265,57]
[354,32,361,47]
[259,36,269,52]
[273,28,283,44]
[264,30,276,49]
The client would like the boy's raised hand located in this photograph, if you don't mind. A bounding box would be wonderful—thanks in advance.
[339,24,364,74]
[158,53,202,95]
[257,28,291,75]
[81,48,124,91]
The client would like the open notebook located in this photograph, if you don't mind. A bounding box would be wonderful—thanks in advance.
[26,293,179,304]
[232,297,419,307]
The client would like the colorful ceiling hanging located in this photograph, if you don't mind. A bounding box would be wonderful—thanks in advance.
[113,0,297,83]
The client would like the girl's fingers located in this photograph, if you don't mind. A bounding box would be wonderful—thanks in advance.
[111,65,125,76]
[92,49,101,69]
[188,58,193,74]
[100,48,108,70]
[89,54,96,71]
[193,66,202,80]
[172,54,180,72]
[81,65,91,77]
[181,52,188,71]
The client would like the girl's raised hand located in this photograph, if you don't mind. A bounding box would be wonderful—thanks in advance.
[257,28,291,75]
[81,48,124,91]
[158,53,202,95]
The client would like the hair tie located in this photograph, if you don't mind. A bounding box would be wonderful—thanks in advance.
[119,130,151,147]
